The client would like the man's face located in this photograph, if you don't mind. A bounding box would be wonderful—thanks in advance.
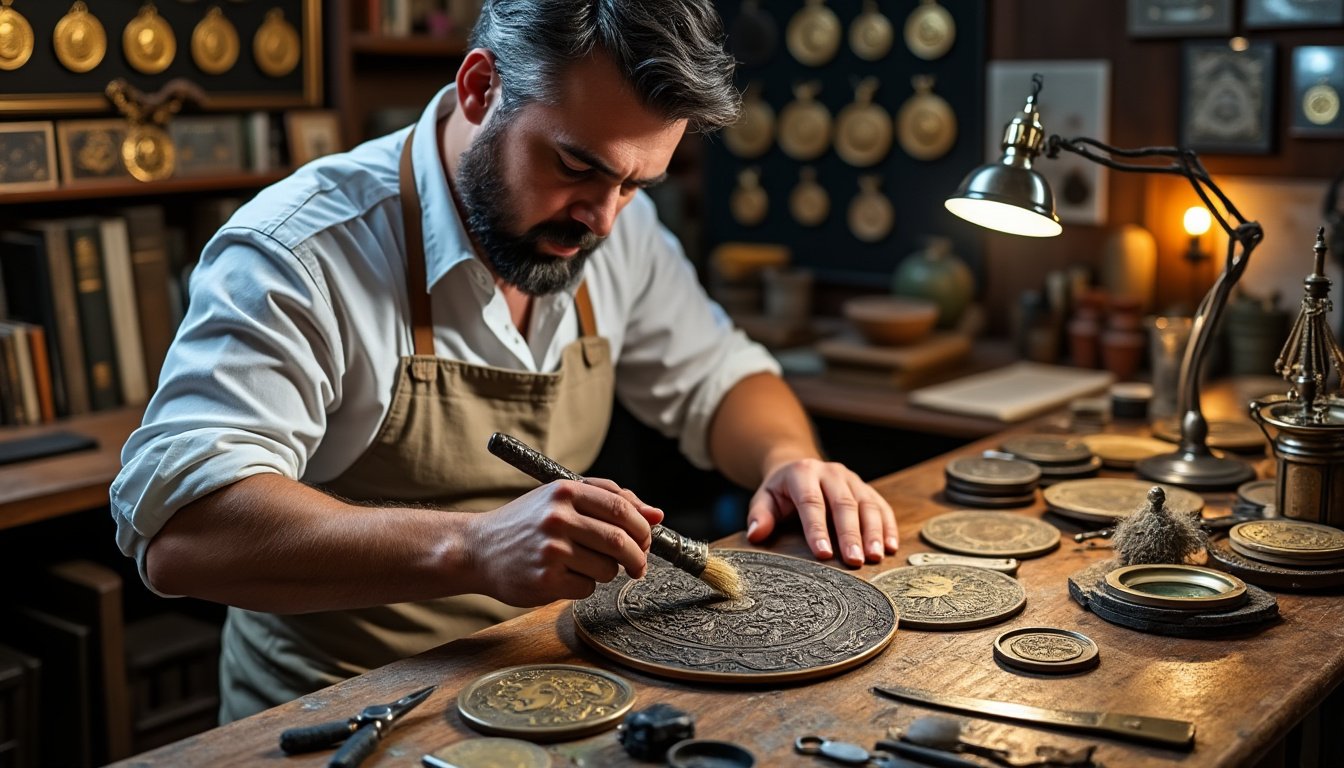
[455,55,688,296]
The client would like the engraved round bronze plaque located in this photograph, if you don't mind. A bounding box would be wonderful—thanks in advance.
[254,8,300,77]
[54,1,106,73]
[789,166,829,227]
[123,3,176,75]
[785,0,841,67]
[1236,479,1276,509]
[1207,538,1344,590]
[903,0,954,61]
[848,0,892,61]
[192,6,239,75]
[778,85,832,161]
[920,511,1059,559]
[1229,519,1344,565]
[1043,479,1205,525]
[1000,434,1092,466]
[1152,417,1266,452]
[993,626,1098,674]
[456,664,635,741]
[847,175,893,243]
[870,564,1025,630]
[1081,434,1174,469]
[572,549,898,683]
[945,456,1041,488]
[0,2,35,71]
[723,87,774,159]
[895,76,956,161]
[122,123,175,182]
[427,738,552,768]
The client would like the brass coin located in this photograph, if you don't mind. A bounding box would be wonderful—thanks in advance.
[254,7,300,77]
[457,664,635,741]
[723,86,774,159]
[124,3,176,75]
[427,738,552,768]
[848,0,892,62]
[1304,82,1340,126]
[0,3,35,71]
[1043,478,1205,525]
[1081,434,1174,469]
[945,456,1041,488]
[789,166,829,227]
[1151,417,1266,452]
[777,85,831,161]
[896,76,957,161]
[53,1,106,73]
[192,6,240,75]
[920,511,1060,559]
[729,167,767,227]
[1000,434,1092,466]
[871,564,1025,630]
[835,80,892,168]
[1236,478,1276,509]
[848,175,893,243]
[904,0,955,61]
[785,0,841,67]
[993,626,1099,674]
[122,123,176,182]
[1230,519,1344,562]
[1207,537,1344,590]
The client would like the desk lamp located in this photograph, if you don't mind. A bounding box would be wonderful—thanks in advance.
[946,74,1260,489]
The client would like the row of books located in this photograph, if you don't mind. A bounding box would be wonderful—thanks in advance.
[0,201,242,425]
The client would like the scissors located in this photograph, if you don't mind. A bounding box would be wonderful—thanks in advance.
[279,685,436,768]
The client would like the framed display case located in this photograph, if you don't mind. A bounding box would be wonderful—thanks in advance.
[1127,0,1234,37]
[1180,41,1276,154]
[1244,0,1344,29]
[0,121,58,192]
[1292,46,1344,137]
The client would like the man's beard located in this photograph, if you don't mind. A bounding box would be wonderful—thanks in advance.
[455,117,604,296]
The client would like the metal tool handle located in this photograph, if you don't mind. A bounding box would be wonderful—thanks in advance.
[1096,712,1195,749]
[279,719,356,754]
[875,740,983,768]
[329,724,381,768]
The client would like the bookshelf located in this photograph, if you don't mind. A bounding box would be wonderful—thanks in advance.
[0,172,288,206]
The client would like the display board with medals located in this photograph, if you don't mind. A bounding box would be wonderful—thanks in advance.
[707,0,986,281]
[0,0,320,113]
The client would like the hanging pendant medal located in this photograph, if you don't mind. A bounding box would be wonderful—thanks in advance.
[54,1,106,73]
[778,81,832,162]
[786,0,840,67]
[897,75,957,161]
[835,77,892,168]
[848,175,894,243]
[724,83,775,159]
[790,166,829,228]
[0,0,35,71]
[123,123,176,182]
[254,7,300,77]
[849,0,893,62]
[730,0,777,68]
[904,0,955,61]
[730,167,768,227]
[193,6,240,74]
[1304,80,1340,126]
[124,3,176,75]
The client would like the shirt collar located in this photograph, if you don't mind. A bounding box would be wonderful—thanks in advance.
[411,83,478,290]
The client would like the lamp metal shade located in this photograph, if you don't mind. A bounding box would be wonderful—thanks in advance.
[945,163,1062,238]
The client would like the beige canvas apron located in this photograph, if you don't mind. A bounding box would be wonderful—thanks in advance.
[219,129,615,721]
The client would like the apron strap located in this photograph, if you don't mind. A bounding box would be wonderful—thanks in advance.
[574,280,597,338]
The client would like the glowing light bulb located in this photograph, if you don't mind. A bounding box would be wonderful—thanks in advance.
[1183,206,1212,237]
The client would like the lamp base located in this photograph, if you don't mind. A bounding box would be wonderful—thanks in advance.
[1135,449,1255,491]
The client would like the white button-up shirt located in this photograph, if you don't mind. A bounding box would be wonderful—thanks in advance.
[111,85,779,585]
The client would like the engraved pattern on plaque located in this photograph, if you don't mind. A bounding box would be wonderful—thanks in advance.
[1009,633,1084,662]
[871,564,1025,629]
[946,457,1040,485]
[1236,520,1344,552]
[1045,479,1205,522]
[921,512,1058,557]
[572,550,897,681]
[459,666,633,731]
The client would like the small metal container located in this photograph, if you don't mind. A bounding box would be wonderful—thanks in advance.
[1103,564,1248,611]
[1249,394,1344,529]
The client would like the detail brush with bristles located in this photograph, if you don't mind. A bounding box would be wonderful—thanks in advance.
[486,432,746,599]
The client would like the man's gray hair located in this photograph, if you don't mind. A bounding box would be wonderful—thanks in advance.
[469,0,740,132]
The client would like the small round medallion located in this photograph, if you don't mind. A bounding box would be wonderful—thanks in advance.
[1229,519,1344,565]
[920,511,1060,559]
[124,3,176,75]
[789,166,829,227]
[254,7,301,77]
[723,85,774,159]
[1000,434,1092,466]
[778,83,831,161]
[848,175,893,243]
[1043,478,1205,524]
[1104,563,1247,611]
[786,0,841,67]
[730,167,767,227]
[904,0,955,61]
[835,78,892,168]
[1236,478,1276,509]
[848,0,892,61]
[192,6,240,75]
[896,75,957,161]
[53,1,106,73]
[945,456,1041,490]
[1304,82,1340,126]
[427,738,552,768]
[122,123,176,182]
[0,3,35,71]
[457,664,635,741]
[1081,434,1174,470]
[871,564,1025,630]
[993,627,1099,674]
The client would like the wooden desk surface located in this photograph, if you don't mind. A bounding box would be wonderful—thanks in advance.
[110,413,1344,768]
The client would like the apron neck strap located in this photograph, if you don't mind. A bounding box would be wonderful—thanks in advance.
[398,128,599,356]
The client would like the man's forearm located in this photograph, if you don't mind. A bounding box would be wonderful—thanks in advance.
[707,372,822,488]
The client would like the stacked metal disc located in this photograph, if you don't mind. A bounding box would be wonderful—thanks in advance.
[1227,519,1344,568]
[1233,479,1277,519]
[942,456,1040,508]
[999,435,1100,486]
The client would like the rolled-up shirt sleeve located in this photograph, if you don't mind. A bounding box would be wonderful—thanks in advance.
[611,200,780,469]
[110,227,342,590]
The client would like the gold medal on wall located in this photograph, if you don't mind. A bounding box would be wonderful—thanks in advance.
[835,77,892,168]
[124,3,176,75]
[848,175,894,243]
[786,0,840,67]
[790,166,829,227]
[106,78,202,182]
[778,81,831,162]
[849,0,893,62]
[724,83,775,159]
[730,167,768,227]
[897,75,957,161]
[192,6,240,75]
[0,0,35,71]
[122,123,176,182]
[904,0,955,61]
[254,7,300,77]
[1304,80,1340,126]
[54,1,106,73]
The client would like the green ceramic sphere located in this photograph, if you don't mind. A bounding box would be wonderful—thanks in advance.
[892,239,973,329]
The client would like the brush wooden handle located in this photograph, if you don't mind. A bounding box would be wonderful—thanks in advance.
[487,432,709,576]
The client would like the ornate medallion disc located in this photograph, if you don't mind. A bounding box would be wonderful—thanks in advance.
[729,167,767,227]
[1081,434,1173,469]
[1152,417,1266,452]
[1000,434,1092,466]
[1236,479,1276,508]
[723,86,774,159]
[848,175,893,243]
[903,0,954,61]
[789,166,829,227]
[122,123,176,182]
[0,3,35,71]
[1229,519,1344,563]
[427,738,552,768]
[848,0,892,61]
[920,511,1060,559]
[896,75,956,161]
[572,549,898,683]
[254,7,300,77]
[192,6,240,75]
[785,0,840,67]
[456,664,634,741]
[778,85,831,161]
[123,3,176,75]
[870,564,1025,630]
[54,1,106,73]
[1304,82,1340,126]
[835,79,892,168]
[993,626,1098,674]
[1043,478,1205,524]
[945,456,1041,488]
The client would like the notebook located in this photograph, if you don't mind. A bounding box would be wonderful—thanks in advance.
[909,362,1116,422]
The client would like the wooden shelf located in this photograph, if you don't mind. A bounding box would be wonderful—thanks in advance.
[0,171,289,205]
[350,33,466,57]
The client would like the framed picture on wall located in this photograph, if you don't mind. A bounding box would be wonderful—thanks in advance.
[55,119,133,184]
[170,116,247,177]
[1244,0,1344,29]
[1292,46,1344,137]
[1128,0,1234,37]
[284,110,342,167]
[987,61,1111,226]
[1180,42,1276,154]
[0,121,58,192]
